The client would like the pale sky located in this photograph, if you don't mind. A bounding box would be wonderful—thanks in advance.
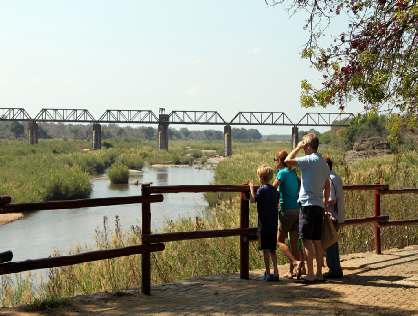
[0,0,362,134]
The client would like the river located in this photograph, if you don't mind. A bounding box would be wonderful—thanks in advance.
[0,166,213,262]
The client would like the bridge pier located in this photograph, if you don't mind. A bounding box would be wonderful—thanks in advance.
[92,123,102,150]
[158,113,169,150]
[291,126,299,148]
[28,121,38,145]
[224,125,232,157]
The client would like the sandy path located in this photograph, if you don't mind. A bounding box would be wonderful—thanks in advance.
[0,213,23,225]
[1,246,417,315]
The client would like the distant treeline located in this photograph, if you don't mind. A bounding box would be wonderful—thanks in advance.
[319,114,418,151]
[0,121,264,141]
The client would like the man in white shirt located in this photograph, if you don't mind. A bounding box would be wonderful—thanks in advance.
[324,157,344,278]
[285,133,330,283]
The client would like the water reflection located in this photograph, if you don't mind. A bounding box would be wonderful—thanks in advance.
[0,166,213,261]
[156,169,169,184]
[108,183,130,191]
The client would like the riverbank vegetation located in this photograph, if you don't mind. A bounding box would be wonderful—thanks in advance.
[0,139,222,203]
[1,139,417,307]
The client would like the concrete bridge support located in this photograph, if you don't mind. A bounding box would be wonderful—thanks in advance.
[92,123,102,150]
[28,121,38,145]
[224,125,232,157]
[291,126,299,148]
[158,114,170,150]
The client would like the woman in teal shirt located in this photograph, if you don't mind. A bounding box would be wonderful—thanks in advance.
[273,150,303,278]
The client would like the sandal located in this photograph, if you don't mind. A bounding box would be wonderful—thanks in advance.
[267,274,280,282]
[298,277,317,285]
[293,261,304,280]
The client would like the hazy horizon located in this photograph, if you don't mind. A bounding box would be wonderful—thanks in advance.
[0,1,363,134]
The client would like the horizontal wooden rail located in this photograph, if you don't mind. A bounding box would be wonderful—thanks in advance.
[149,185,250,194]
[149,184,391,194]
[0,195,11,206]
[341,215,389,226]
[144,228,258,243]
[342,184,389,191]
[145,216,391,243]
[379,219,418,227]
[0,194,164,214]
[380,189,418,195]
[0,243,165,275]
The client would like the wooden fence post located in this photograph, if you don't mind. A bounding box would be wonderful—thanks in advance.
[374,189,382,254]
[240,191,250,279]
[141,183,152,295]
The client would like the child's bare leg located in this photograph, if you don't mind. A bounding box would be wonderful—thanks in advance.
[263,250,271,275]
[289,230,300,261]
[270,250,279,277]
[278,229,298,266]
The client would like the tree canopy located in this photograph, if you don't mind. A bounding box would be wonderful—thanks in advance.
[267,0,417,117]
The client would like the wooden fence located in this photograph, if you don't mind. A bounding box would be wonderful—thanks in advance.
[0,184,417,295]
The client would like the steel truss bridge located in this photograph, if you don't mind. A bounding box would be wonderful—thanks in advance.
[0,108,354,127]
[0,107,355,153]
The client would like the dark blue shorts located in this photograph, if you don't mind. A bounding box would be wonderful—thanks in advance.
[299,206,324,240]
[259,231,277,251]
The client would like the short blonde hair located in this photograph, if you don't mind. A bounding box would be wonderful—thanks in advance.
[302,133,319,151]
[256,165,274,184]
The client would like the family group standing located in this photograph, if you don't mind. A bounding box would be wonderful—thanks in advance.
[249,133,345,284]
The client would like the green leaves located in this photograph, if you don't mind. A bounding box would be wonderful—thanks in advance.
[300,95,315,108]
[280,0,418,115]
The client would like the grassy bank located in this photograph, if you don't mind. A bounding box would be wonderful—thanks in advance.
[1,140,417,307]
[0,140,94,202]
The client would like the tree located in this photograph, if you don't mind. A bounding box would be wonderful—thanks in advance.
[266,0,417,117]
[143,127,156,140]
[179,127,191,139]
[10,121,24,138]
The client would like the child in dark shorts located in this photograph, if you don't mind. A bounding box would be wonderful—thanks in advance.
[249,165,279,281]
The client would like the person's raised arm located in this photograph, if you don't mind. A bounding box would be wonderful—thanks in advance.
[284,141,305,167]
[272,178,281,189]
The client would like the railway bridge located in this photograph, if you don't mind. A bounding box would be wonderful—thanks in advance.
[0,107,354,155]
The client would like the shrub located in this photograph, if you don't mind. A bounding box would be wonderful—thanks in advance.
[102,141,113,149]
[116,153,144,170]
[107,163,129,184]
[43,167,92,201]
[63,153,106,175]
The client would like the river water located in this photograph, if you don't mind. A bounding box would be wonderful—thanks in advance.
[0,166,213,261]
